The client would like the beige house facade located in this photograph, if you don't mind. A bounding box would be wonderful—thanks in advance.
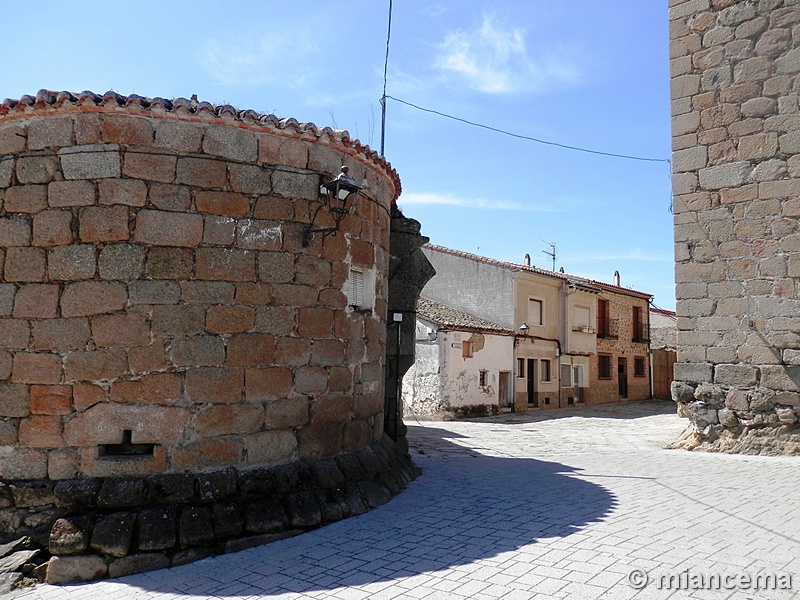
[417,245,653,414]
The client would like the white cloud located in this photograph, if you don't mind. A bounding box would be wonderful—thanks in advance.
[398,191,561,212]
[433,14,579,94]
[200,32,319,86]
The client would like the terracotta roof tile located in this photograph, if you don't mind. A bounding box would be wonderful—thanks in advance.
[417,297,513,334]
[1,89,401,200]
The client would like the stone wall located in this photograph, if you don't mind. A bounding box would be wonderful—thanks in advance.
[669,1,800,453]
[384,208,435,450]
[0,90,419,579]
[2,437,418,584]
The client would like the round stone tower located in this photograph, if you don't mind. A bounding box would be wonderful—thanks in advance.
[0,90,417,582]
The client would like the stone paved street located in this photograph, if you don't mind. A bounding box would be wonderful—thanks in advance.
[10,400,800,599]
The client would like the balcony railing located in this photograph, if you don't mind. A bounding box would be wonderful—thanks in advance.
[596,317,618,339]
[632,322,649,343]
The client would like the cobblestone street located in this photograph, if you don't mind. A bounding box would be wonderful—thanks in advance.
[11,400,800,599]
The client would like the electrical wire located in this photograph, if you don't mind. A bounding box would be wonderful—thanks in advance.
[379,0,392,156]
[384,94,671,164]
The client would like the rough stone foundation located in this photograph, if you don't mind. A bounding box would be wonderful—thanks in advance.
[1,436,417,584]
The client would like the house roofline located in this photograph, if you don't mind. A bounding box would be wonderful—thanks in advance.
[423,243,653,301]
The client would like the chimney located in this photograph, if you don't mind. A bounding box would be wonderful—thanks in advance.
[524,253,531,267]
[613,270,620,286]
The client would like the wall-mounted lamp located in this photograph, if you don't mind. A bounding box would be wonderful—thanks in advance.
[303,166,362,246]
[514,322,530,348]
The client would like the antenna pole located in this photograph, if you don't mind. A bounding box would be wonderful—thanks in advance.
[541,240,556,271]
[380,0,393,156]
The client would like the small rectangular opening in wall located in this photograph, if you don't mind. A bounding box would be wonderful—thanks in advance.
[349,268,364,308]
[99,430,155,458]
[544,397,550,405]
[567,397,574,405]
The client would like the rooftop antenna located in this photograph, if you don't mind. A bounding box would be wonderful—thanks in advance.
[541,240,556,271]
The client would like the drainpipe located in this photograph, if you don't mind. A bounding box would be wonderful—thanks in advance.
[647,299,654,400]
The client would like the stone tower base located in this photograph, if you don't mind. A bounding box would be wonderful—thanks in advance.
[1,436,418,585]
[670,423,800,455]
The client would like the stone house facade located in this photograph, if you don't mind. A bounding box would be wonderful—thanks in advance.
[669,0,800,453]
[585,281,654,405]
[402,297,515,419]
[417,245,653,413]
[0,90,422,582]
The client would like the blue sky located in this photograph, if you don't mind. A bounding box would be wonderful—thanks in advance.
[3,1,674,308]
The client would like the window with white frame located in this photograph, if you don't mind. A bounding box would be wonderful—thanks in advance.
[561,364,572,387]
[348,268,364,307]
[347,267,374,310]
[573,365,584,387]
[529,298,543,326]
[541,359,551,382]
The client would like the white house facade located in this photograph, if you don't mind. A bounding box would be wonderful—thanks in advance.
[402,298,514,419]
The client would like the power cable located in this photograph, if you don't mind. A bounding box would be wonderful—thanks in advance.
[384,94,671,164]
[379,0,392,156]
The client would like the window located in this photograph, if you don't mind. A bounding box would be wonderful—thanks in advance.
[517,358,525,378]
[573,365,584,387]
[462,340,473,358]
[479,370,488,387]
[598,355,612,379]
[574,305,591,332]
[597,298,610,337]
[634,357,646,377]
[541,359,551,382]
[561,364,572,387]
[632,306,646,342]
[529,299,543,326]
[348,268,364,307]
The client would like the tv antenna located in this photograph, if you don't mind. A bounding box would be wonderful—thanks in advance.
[541,240,556,271]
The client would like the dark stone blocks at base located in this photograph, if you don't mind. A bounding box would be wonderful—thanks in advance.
[0,436,419,584]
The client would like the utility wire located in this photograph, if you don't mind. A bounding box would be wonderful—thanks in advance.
[379,0,393,156]
[384,94,671,164]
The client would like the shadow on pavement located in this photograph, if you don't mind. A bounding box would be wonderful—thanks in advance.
[433,398,678,425]
[89,427,617,598]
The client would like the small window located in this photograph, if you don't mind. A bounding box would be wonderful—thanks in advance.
[462,340,473,358]
[561,364,572,387]
[573,365,583,387]
[529,299,543,326]
[517,358,525,378]
[479,370,488,387]
[634,357,646,377]
[598,355,612,379]
[348,268,364,308]
[541,359,551,382]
